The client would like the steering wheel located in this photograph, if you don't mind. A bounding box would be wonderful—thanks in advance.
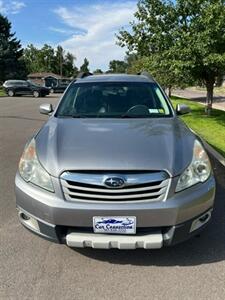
[125,105,150,115]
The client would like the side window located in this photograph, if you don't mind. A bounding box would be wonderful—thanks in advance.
[59,86,79,115]
[154,87,170,115]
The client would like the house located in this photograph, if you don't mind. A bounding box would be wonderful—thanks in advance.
[27,72,71,87]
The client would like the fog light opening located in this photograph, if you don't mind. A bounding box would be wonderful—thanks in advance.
[18,211,40,232]
[199,214,210,223]
[20,213,30,221]
[190,211,212,233]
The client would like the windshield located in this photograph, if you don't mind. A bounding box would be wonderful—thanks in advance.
[56,82,173,118]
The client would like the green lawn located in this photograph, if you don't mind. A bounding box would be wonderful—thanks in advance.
[0,87,6,97]
[171,96,225,157]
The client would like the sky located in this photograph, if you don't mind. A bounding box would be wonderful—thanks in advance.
[0,0,138,71]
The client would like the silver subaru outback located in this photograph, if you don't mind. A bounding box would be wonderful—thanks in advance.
[15,73,215,249]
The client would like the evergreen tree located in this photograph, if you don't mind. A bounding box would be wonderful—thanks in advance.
[0,14,27,82]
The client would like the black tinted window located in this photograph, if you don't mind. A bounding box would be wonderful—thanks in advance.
[7,81,26,86]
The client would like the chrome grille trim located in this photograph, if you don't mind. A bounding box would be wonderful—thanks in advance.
[61,178,168,193]
[61,171,168,187]
[60,171,170,203]
[63,186,167,200]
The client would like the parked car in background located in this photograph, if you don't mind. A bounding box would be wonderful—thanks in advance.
[3,80,50,97]
[48,79,71,93]
[15,72,215,249]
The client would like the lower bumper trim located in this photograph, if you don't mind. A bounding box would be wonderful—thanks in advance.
[66,231,163,249]
[17,206,213,247]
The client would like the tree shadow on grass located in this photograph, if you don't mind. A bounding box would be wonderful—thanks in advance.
[194,96,225,104]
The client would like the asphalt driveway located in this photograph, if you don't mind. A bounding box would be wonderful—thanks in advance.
[0,95,225,299]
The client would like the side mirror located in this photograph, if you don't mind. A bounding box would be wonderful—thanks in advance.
[39,103,53,115]
[176,104,191,115]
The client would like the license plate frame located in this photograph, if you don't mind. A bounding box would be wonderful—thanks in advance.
[93,216,136,235]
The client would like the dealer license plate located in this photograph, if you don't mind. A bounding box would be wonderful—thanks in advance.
[93,216,136,234]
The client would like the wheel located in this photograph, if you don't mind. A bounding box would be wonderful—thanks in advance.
[50,88,54,94]
[33,91,40,98]
[8,90,14,97]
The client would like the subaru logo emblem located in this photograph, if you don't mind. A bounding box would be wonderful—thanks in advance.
[104,177,125,188]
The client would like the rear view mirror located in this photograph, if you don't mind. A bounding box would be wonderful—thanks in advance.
[39,103,53,115]
[176,104,191,115]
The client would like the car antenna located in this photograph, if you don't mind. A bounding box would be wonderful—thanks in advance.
[137,71,154,81]
[77,72,93,79]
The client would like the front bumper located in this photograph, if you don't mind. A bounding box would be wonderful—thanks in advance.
[18,207,213,248]
[15,172,215,248]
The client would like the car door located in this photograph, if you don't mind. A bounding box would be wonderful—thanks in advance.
[11,81,21,94]
[22,82,32,95]
[15,82,29,95]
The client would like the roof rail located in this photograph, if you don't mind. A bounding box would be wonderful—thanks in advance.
[77,72,93,79]
[137,71,154,81]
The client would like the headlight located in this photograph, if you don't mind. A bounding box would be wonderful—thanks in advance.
[18,138,54,192]
[176,139,211,192]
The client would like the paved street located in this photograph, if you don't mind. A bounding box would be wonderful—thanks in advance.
[0,94,225,300]
[173,88,225,111]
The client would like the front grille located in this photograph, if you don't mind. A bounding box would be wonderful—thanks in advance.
[60,171,170,203]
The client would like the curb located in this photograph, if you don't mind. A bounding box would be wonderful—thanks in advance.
[201,139,225,167]
[196,101,225,112]
[172,93,225,112]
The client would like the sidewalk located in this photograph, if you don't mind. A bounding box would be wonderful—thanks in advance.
[173,88,225,111]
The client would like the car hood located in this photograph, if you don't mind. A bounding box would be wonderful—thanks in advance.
[35,117,196,177]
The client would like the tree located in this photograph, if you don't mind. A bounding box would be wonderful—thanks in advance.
[23,44,78,77]
[80,58,90,73]
[128,55,192,96]
[125,53,138,73]
[117,0,225,114]
[40,44,55,72]
[23,44,56,73]
[23,44,41,73]
[93,68,103,74]
[63,52,76,77]
[108,60,128,73]
[0,14,27,82]
[73,65,79,78]
[55,45,65,76]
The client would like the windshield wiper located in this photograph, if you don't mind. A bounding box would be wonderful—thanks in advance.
[72,114,85,118]
[56,113,86,118]
[120,114,150,118]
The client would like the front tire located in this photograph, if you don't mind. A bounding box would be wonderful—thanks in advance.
[8,90,14,97]
[33,91,40,98]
